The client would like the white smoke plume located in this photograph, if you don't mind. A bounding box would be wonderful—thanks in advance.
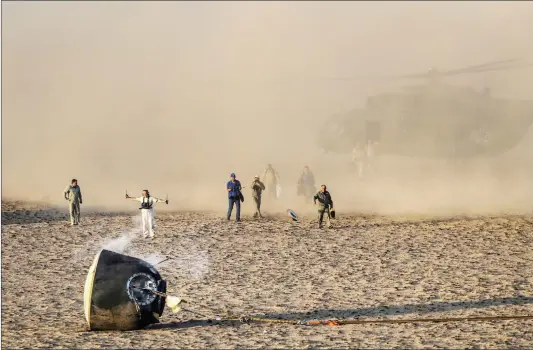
[102,232,135,254]
[72,214,141,263]
[100,214,142,253]
[172,249,210,280]
[74,214,210,281]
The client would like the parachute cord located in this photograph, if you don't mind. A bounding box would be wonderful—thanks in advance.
[220,314,533,326]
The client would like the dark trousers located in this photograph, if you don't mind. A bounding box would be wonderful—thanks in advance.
[227,197,241,221]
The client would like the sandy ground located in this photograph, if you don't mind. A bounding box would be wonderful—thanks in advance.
[2,199,533,349]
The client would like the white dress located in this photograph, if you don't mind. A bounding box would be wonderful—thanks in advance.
[133,196,164,237]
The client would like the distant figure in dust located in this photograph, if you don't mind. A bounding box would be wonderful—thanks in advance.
[351,143,366,179]
[126,190,168,238]
[64,178,82,226]
[250,175,266,218]
[365,140,376,177]
[262,164,280,200]
[313,184,334,229]
[227,173,242,222]
[297,165,316,202]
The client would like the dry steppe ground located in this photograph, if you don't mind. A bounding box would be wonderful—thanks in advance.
[2,199,533,349]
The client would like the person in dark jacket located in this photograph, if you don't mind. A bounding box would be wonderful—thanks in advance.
[250,175,266,218]
[227,173,242,222]
[297,166,316,201]
[313,184,334,228]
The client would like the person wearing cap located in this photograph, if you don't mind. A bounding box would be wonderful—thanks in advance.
[63,178,82,226]
[313,184,334,228]
[250,175,266,218]
[227,173,242,222]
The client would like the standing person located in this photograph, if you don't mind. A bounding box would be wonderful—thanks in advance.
[227,173,242,222]
[297,166,316,202]
[262,164,280,200]
[365,140,375,177]
[63,178,82,226]
[352,143,365,179]
[313,185,334,229]
[250,175,266,218]
[126,190,168,238]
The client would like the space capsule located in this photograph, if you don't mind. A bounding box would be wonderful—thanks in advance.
[83,249,168,331]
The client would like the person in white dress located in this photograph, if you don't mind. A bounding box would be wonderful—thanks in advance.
[126,190,168,238]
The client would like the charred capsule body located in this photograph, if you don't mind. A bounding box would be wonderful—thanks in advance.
[84,249,167,331]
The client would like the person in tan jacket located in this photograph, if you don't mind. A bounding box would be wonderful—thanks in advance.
[250,175,266,218]
[64,178,82,226]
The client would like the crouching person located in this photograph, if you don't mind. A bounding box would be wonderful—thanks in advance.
[126,190,168,238]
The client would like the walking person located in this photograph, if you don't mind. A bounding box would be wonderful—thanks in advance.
[352,143,365,179]
[250,175,266,218]
[262,164,280,200]
[126,190,168,238]
[64,178,82,226]
[313,184,334,229]
[297,166,316,202]
[227,173,242,222]
[365,140,375,177]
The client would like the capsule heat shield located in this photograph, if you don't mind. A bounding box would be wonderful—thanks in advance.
[83,249,166,331]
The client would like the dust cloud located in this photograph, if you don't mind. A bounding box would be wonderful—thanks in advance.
[2,1,533,216]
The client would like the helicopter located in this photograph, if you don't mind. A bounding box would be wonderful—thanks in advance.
[317,58,533,158]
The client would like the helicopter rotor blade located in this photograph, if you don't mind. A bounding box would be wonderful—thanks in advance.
[439,58,521,76]
[442,61,533,77]
[393,72,434,80]
[391,58,525,80]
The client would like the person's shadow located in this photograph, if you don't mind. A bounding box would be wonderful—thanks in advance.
[1,207,67,225]
[1,206,133,225]
[148,296,533,330]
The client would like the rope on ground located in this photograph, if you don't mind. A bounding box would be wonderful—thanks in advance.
[222,314,533,326]
[179,300,533,327]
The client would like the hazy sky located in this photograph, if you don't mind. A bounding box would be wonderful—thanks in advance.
[2,1,533,209]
